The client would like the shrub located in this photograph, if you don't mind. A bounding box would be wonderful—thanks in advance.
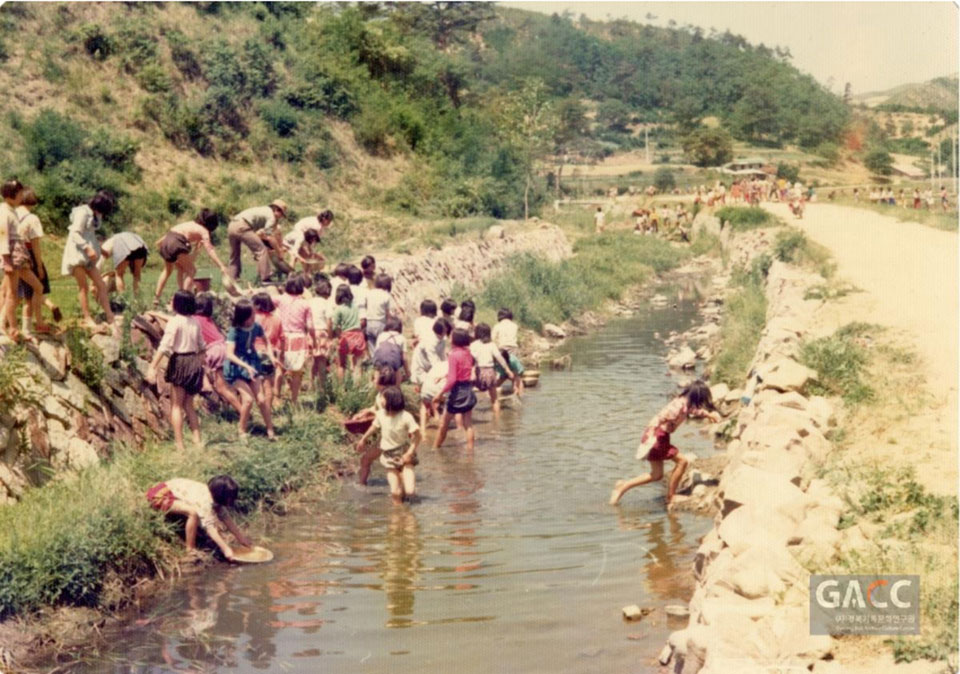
[715,206,777,231]
[776,162,800,183]
[135,62,172,93]
[259,99,298,137]
[78,23,115,61]
[113,22,159,74]
[800,324,875,404]
[23,109,86,171]
[166,30,202,79]
[653,166,676,192]
[65,330,105,391]
[0,347,41,421]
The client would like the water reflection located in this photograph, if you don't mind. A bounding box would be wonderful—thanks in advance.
[382,507,421,627]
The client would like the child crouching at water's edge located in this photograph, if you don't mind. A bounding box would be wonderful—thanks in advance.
[356,387,422,504]
[146,475,252,561]
[610,380,720,508]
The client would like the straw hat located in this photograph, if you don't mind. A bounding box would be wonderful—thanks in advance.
[269,199,288,216]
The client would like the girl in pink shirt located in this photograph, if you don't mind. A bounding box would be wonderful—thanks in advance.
[433,327,477,451]
[609,380,720,508]
[194,293,242,415]
[276,276,317,405]
[146,291,206,451]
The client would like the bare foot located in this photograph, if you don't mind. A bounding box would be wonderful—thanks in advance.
[609,481,627,506]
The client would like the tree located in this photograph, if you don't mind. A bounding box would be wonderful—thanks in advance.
[843,82,852,105]
[681,127,733,167]
[863,148,893,175]
[776,162,800,183]
[596,99,631,132]
[653,167,675,192]
[493,79,558,220]
[552,98,590,199]
[390,2,495,49]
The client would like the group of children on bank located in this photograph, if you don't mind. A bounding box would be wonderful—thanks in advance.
[2,183,721,556]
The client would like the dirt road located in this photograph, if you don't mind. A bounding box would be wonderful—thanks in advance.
[765,202,958,492]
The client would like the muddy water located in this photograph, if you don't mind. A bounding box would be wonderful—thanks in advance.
[83,290,717,673]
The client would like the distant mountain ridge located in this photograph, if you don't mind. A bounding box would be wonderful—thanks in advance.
[854,74,959,112]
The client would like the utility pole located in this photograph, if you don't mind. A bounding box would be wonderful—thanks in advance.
[950,131,960,196]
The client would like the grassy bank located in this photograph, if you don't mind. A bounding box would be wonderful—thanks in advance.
[715,206,782,232]
[478,231,690,331]
[711,255,769,387]
[0,394,354,620]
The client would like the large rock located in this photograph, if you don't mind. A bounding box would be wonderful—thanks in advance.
[806,396,836,430]
[714,544,806,600]
[720,465,811,523]
[717,504,795,553]
[757,358,817,393]
[35,340,69,381]
[699,588,776,625]
[542,323,566,339]
[709,383,730,404]
[91,334,121,365]
[668,345,697,370]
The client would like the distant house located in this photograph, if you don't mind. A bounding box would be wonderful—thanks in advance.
[721,157,773,178]
[889,154,927,179]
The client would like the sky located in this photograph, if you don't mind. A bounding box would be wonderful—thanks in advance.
[500,2,959,95]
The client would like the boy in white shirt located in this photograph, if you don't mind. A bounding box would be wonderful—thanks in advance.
[412,299,438,347]
[491,307,519,355]
[356,387,422,504]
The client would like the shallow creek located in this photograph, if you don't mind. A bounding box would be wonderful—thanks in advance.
[80,287,718,673]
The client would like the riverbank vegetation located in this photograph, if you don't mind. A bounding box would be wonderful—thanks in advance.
[715,206,782,232]
[0,402,352,619]
[710,254,770,386]
[479,232,689,331]
[800,322,876,406]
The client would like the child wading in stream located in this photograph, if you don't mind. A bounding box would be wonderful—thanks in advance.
[609,380,720,507]
[356,386,422,504]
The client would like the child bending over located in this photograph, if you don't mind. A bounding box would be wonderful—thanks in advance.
[609,380,720,507]
[146,474,252,560]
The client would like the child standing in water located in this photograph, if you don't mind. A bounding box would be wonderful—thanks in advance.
[356,386,422,504]
[356,365,399,486]
[609,380,720,507]
[471,322,515,414]
[434,328,477,450]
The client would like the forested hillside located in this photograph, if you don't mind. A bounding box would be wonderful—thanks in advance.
[0,2,849,233]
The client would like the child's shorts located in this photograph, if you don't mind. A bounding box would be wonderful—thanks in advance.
[379,446,410,470]
[636,428,678,462]
[338,329,366,367]
[283,333,310,372]
[146,482,175,512]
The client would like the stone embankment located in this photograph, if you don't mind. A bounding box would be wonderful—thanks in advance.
[378,224,571,318]
[659,242,851,673]
[0,225,572,503]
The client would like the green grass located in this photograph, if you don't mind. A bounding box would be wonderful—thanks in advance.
[0,391,351,620]
[799,322,877,405]
[773,228,836,278]
[480,231,688,331]
[715,206,782,232]
[710,268,768,386]
[824,463,959,664]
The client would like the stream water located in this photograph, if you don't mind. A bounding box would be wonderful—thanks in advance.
[80,287,717,673]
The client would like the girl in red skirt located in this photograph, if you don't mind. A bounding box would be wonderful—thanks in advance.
[609,380,720,508]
